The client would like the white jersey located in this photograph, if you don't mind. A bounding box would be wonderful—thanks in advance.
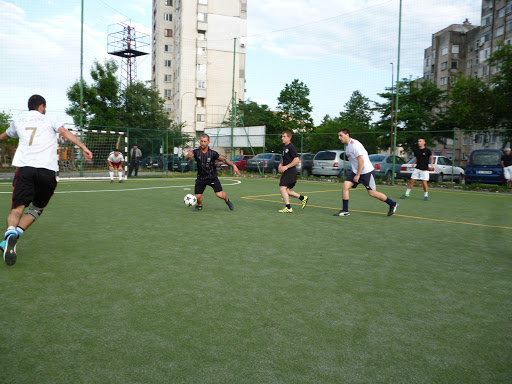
[108,152,124,163]
[6,110,63,172]
[345,138,374,174]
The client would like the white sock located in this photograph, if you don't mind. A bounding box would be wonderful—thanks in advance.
[109,171,114,179]
[405,188,411,195]
[16,227,24,236]
[118,172,123,180]
[424,192,428,197]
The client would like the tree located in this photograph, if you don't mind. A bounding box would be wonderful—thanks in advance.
[277,79,314,133]
[0,111,16,164]
[375,78,443,151]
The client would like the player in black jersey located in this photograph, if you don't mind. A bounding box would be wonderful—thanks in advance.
[185,134,240,211]
[278,131,308,213]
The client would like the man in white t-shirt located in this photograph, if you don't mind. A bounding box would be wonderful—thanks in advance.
[107,149,124,183]
[0,95,93,266]
[333,129,398,217]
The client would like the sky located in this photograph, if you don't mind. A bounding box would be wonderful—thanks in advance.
[0,0,482,125]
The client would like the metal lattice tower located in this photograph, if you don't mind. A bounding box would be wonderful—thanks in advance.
[107,22,149,88]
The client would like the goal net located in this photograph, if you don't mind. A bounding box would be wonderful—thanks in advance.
[57,128,128,180]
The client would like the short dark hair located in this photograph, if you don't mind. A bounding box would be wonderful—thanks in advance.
[114,148,120,152]
[28,95,46,111]
[133,144,138,147]
[418,137,426,141]
[338,128,350,136]
[282,130,292,138]
[200,134,210,141]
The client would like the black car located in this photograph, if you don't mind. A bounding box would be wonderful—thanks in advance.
[245,153,282,174]
[167,155,192,172]
[296,153,315,176]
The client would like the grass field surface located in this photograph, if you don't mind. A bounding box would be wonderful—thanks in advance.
[0,177,511,383]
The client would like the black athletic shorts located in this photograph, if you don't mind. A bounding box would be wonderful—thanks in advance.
[12,167,58,209]
[279,169,297,189]
[195,177,223,195]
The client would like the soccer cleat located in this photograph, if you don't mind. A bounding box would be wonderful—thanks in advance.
[110,179,114,183]
[400,194,409,199]
[119,180,123,183]
[0,239,5,253]
[333,210,350,216]
[388,203,398,216]
[3,234,18,266]
[424,196,429,201]
[226,200,234,211]
[278,207,293,213]
[193,205,202,212]
[301,196,309,209]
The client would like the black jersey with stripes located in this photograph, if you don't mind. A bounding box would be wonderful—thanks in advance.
[193,147,220,180]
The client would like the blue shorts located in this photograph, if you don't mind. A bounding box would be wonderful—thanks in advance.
[346,170,377,191]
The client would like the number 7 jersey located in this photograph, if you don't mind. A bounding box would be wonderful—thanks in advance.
[6,110,63,172]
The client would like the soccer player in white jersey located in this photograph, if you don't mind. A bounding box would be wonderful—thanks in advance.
[333,129,398,217]
[0,95,93,266]
[107,149,124,183]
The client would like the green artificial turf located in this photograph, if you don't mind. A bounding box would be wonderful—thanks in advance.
[0,177,511,383]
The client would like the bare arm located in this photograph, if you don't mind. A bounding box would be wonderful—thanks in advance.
[0,132,10,142]
[279,156,299,173]
[58,127,93,161]
[218,154,240,175]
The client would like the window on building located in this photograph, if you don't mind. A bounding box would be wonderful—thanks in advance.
[482,65,488,76]
[197,64,206,73]
[196,114,206,122]
[198,31,206,40]
[482,31,491,42]
[424,72,430,80]
[441,61,447,70]
[496,26,504,37]
[432,49,436,59]
[507,0,512,13]
[425,58,430,67]
[452,45,459,54]
[198,12,206,22]
[164,89,172,98]
[466,59,472,68]
[441,46,448,55]
[507,20,512,32]
[164,105,172,114]
[450,76,457,84]
[451,61,458,69]
[463,137,469,145]
[165,0,173,5]
[490,134,498,143]
[498,7,506,17]
[197,81,206,89]
[482,47,491,60]
[164,29,173,37]
[482,14,492,26]
[474,134,484,144]
[164,59,172,67]
[164,74,172,82]
[164,13,172,21]
[440,77,447,85]
[164,45,173,52]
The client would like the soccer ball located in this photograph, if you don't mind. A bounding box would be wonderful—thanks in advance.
[184,194,197,207]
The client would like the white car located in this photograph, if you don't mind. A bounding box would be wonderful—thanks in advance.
[400,156,464,183]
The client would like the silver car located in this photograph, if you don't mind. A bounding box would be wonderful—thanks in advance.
[400,156,464,183]
[312,150,351,177]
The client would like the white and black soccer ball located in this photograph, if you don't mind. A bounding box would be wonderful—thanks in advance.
[184,194,197,207]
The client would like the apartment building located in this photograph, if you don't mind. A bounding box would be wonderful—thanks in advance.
[422,0,512,164]
[152,0,247,138]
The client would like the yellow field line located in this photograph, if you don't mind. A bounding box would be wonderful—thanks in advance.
[241,195,512,230]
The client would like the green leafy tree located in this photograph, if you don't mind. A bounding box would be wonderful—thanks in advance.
[375,78,443,151]
[0,111,16,164]
[277,79,314,133]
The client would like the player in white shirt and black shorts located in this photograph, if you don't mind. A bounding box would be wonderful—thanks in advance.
[0,95,93,266]
[333,129,398,217]
[108,149,124,183]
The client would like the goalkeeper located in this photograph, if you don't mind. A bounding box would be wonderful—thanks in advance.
[0,94,93,266]
[108,149,124,183]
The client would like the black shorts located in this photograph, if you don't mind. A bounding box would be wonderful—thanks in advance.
[346,170,377,191]
[12,167,58,209]
[195,177,223,195]
[279,170,297,189]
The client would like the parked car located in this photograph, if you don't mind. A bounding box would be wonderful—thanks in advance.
[369,154,406,181]
[234,155,254,171]
[140,155,163,169]
[312,150,350,177]
[400,156,464,183]
[296,153,315,176]
[465,149,505,185]
[215,159,229,172]
[167,155,192,172]
[245,153,282,174]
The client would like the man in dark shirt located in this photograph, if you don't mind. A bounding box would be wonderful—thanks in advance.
[400,138,434,201]
[184,134,240,211]
[278,131,308,213]
[501,147,512,187]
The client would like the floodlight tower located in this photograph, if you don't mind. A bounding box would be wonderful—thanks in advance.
[107,22,149,88]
